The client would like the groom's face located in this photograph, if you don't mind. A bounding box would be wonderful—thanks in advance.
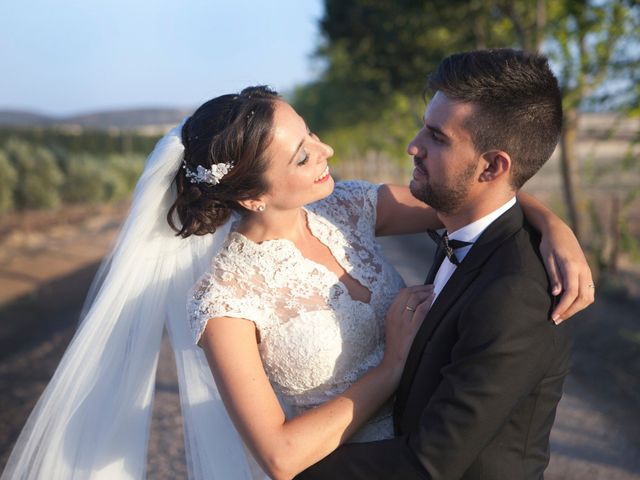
[407,92,480,214]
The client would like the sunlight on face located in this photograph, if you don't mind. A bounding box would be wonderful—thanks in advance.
[407,92,481,213]
[262,101,335,211]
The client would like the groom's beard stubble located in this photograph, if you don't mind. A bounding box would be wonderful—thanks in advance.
[409,159,477,215]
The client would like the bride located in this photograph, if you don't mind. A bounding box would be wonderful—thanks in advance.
[2,86,592,480]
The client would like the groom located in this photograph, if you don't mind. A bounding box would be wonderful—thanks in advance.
[297,49,572,479]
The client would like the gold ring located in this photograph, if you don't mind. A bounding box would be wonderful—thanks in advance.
[405,305,416,312]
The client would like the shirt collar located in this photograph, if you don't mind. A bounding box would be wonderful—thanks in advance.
[448,196,517,244]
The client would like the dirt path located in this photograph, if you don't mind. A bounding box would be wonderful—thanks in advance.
[0,207,187,478]
[1,219,639,479]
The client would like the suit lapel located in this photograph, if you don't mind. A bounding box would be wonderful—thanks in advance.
[395,204,526,422]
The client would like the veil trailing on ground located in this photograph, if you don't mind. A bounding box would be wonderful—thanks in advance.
[1,124,258,479]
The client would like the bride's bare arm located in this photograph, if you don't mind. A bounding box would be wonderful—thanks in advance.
[375,185,594,322]
[517,191,595,322]
[199,286,432,480]
[375,184,439,236]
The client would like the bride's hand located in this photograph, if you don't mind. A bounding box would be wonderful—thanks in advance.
[381,285,434,376]
[539,218,595,323]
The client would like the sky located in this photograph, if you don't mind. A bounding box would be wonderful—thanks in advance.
[0,0,324,116]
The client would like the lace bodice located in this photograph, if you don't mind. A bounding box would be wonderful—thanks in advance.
[188,181,405,442]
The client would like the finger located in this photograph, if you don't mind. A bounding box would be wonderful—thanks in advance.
[409,288,435,301]
[415,297,432,315]
[409,298,433,324]
[404,290,435,310]
[551,262,579,323]
[391,288,411,306]
[405,284,435,294]
[544,253,562,296]
[554,271,595,323]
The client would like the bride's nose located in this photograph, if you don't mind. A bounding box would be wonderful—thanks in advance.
[317,139,334,159]
[322,142,334,159]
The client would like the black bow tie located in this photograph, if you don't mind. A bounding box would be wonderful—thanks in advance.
[427,230,473,266]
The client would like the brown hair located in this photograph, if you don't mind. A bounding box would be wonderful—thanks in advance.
[167,86,279,237]
[427,49,563,189]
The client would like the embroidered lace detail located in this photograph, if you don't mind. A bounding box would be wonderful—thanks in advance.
[188,181,405,441]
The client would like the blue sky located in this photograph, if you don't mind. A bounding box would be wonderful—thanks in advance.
[0,0,324,116]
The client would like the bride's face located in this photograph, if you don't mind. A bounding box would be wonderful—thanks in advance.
[261,101,335,210]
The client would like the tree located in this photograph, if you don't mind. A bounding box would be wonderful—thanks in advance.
[314,0,640,242]
[0,151,17,213]
[544,0,640,241]
[3,138,63,210]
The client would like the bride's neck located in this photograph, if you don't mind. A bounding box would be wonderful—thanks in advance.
[236,207,309,244]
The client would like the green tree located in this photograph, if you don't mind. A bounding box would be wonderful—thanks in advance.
[60,153,145,204]
[314,0,640,242]
[544,0,640,240]
[318,0,535,101]
[298,1,539,167]
[60,153,112,204]
[3,138,63,209]
[104,153,145,199]
[0,151,17,213]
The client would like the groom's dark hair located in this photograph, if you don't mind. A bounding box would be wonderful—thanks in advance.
[427,48,563,189]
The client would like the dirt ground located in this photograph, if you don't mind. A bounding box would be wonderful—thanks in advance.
[1,206,639,479]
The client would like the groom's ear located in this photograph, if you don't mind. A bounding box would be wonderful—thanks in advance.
[478,150,511,183]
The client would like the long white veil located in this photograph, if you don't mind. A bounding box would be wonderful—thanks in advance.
[1,124,256,479]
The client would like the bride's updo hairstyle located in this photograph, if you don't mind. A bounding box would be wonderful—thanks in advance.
[168,86,279,237]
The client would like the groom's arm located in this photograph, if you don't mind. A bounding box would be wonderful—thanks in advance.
[297,274,566,480]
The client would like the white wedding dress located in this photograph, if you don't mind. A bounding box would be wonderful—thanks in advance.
[4,130,409,480]
[188,181,406,475]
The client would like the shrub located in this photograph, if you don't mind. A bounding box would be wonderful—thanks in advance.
[4,138,63,209]
[0,151,17,213]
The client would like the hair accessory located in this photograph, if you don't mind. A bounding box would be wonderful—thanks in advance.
[183,161,233,185]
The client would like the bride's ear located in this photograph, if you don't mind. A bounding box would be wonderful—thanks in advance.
[238,198,267,213]
[478,150,511,183]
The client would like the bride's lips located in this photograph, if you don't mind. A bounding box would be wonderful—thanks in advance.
[314,165,331,184]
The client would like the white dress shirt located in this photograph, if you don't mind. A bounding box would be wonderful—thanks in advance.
[432,197,517,303]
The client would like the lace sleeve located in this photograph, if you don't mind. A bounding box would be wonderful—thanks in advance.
[187,267,267,345]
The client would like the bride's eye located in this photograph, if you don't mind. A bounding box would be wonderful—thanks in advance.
[297,149,309,166]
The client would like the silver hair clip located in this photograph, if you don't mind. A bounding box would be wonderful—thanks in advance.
[183,161,233,185]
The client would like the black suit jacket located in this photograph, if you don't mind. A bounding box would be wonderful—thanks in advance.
[297,204,572,480]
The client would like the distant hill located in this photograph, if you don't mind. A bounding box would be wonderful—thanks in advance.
[1,108,637,140]
[0,110,54,127]
[0,108,193,132]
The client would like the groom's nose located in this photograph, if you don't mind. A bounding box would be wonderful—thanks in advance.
[407,136,424,158]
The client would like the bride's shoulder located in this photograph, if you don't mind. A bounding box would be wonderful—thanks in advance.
[191,235,252,293]
[187,232,274,344]
[192,230,284,297]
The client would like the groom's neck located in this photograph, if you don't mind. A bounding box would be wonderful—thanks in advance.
[437,189,516,233]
